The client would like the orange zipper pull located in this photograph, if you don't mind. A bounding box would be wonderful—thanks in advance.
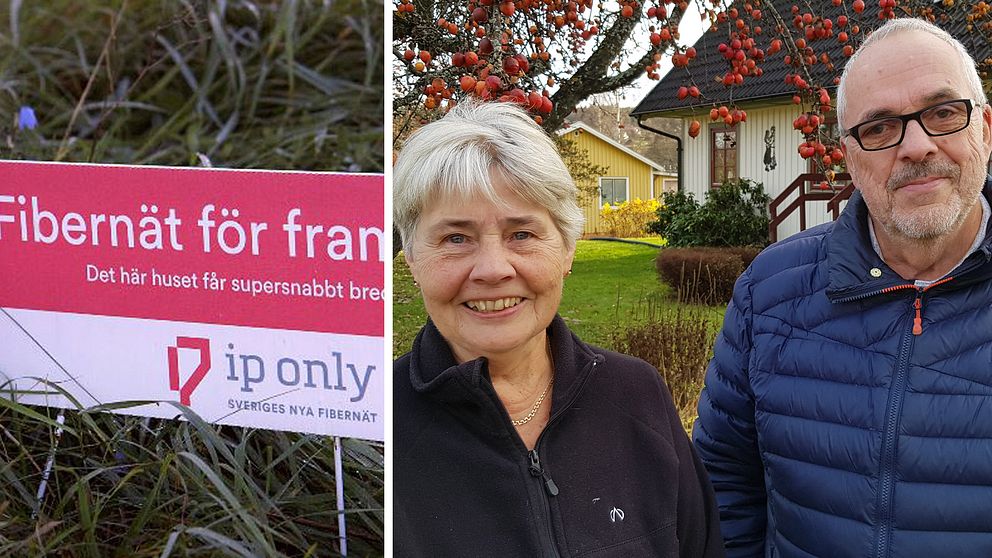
[912,297,923,335]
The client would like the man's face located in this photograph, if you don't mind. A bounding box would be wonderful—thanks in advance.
[840,30,992,241]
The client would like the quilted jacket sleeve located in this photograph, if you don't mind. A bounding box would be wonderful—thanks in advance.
[693,268,766,558]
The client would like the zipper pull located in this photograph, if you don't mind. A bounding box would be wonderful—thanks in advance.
[529,450,559,496]
[912,296,923,336]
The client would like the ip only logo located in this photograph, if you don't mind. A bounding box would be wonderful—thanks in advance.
[167,336,211,405]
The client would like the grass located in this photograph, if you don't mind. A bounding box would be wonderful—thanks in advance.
[393,238,726,431]
[1,1,384,555]
[0,402,384,556]
[559,238,674,345]
[393,237,728,432]
[393,237,724,355]
[1,0,383,171]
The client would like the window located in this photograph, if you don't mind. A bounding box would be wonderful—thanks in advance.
[711,127,738,188]
[599,177,628,205]
[806,115,851,193]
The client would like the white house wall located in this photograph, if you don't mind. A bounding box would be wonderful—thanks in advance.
[680,103,843,241]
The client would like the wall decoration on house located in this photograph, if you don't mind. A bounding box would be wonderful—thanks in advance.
[763,126,777,171]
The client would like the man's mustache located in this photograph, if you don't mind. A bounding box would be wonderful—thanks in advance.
[887,160,960,191]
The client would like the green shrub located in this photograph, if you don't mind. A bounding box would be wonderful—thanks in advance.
[649,179,770,247]
[611,307,719,432]
[646,190,698,237]
[655,246,762,305]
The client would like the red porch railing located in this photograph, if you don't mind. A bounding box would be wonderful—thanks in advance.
[768,173,855,243]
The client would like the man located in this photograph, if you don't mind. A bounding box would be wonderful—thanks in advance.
[694,17,992,558]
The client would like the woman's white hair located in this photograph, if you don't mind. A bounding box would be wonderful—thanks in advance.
[393,101,584,255]
[836,17,987,131]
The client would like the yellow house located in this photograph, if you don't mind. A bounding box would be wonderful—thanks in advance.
[557,121,677,236]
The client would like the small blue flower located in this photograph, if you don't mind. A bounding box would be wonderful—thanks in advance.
[112,449,131,472]
[18,106,38,130]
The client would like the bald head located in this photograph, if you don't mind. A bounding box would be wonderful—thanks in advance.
[836,18,986,133]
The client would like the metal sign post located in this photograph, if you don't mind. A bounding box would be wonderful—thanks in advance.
[33,411,65,519]
[334,436,348,557]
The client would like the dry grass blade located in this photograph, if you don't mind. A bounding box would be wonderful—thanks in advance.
[611,305,720,433]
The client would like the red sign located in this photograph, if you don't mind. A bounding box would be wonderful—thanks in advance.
[0,161,384,336]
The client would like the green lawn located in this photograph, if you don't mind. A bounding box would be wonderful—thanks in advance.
[392,237,725,356]
[560,239,672,345]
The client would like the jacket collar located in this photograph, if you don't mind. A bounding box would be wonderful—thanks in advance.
[825,177,992,301]
[408,315,600,414]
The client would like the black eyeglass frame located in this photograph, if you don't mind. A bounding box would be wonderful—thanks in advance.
[844,98,975,152]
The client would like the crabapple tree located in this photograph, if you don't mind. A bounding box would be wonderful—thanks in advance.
[394,0,991,183]
[394,0,693,134]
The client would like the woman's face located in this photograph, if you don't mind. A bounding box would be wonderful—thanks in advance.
[406,178,575,363]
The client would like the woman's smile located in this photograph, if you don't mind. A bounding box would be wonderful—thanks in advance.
[406,177,574,362]
[463,297,524,313]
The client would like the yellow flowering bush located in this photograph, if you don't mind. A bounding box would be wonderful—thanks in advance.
[600,198,662,238]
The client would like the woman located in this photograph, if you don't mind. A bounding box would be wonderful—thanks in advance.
[393,101,723,557]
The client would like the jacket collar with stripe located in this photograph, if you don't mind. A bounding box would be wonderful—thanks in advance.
[825,177,992,301]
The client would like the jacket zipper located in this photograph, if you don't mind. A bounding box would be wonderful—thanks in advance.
[835,278,954,557]
[529,449,562,558]
[530,449,560,496]
[871,278,954,557]
[834,277,954,333]
[873,305,915,558]
[524,357,600,558]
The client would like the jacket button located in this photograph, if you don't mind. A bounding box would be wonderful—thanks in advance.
[870,267,882,278]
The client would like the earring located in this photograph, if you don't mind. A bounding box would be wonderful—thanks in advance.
[564,269,572,277]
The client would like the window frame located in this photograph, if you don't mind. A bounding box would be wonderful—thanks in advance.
[598,176,630,206]
[710,126,738,188]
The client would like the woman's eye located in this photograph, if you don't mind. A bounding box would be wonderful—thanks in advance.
[512,231,533,241]
[445,234,466,244]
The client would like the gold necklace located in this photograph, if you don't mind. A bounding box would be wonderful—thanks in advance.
[511,340,554,426]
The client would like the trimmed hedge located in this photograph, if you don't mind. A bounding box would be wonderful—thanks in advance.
[656,246,762,305]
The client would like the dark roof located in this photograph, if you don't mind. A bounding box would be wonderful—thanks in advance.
[631,0,992,119]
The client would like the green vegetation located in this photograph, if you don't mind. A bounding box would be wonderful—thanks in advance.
[0,403,383,556]
[393,238,727,431]
[559,238,677,345]
[648,179,771,247]
[1,0,383,171]
[1,1,383,555]
[393,239,667,355]
[392,251,427,357]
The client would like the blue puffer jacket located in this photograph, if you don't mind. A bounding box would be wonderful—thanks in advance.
[694,180,992,558]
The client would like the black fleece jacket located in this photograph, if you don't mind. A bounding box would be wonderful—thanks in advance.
[394,316,725,557]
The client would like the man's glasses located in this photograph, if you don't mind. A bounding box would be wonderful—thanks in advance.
[845,98,975,151]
